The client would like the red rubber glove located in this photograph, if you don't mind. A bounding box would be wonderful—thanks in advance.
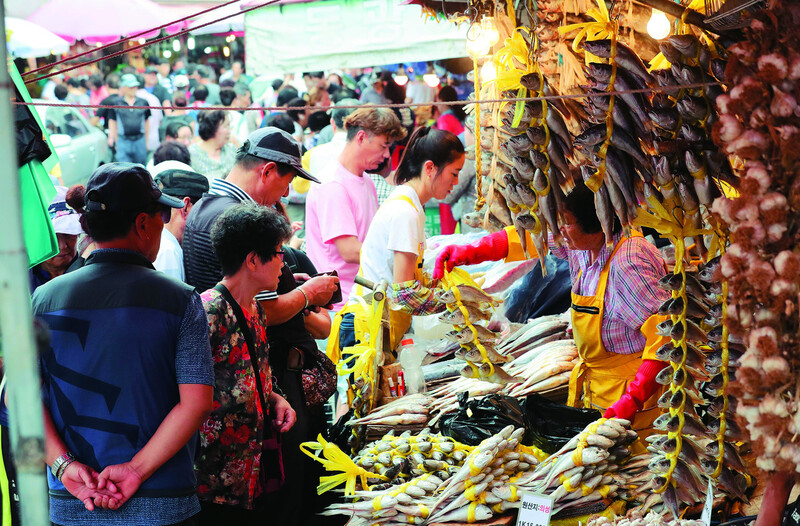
[603,359,667,421]
[432,230,510,280]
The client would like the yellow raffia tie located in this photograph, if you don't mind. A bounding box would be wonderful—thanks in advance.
[712,234,730,479]
[299,434,388,495]
[467,502,478,523]
[562,475,579,493]
[465,484,478,501]
[418,504,430,518]
[572,442,585,467]
[558,0,616,64]
[597,484,611,498]
[472,55,484,211]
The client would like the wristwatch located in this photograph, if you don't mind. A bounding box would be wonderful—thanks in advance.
[51,452,75,479]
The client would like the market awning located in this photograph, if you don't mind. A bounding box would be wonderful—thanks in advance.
[244,0,467,75]
[6,17,70,57]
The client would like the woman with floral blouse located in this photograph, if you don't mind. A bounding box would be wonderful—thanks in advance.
[195,203,296,525]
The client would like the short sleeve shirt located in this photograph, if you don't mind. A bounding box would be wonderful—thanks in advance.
[109,97,151,137]
[304,162,378,310]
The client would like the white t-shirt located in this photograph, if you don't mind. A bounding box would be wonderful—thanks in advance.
[357,185,425,291]
[154,228,184,282]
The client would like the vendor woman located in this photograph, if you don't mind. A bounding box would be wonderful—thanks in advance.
[346,126,465,346]
[433,182,671,438]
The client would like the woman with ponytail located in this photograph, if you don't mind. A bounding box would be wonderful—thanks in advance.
[354,126,464,332]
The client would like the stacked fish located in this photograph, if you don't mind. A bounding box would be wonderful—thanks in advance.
[588,510,706,526]
[427,313,576,422]
[435,279,522,385]
[350,428,472,482]
[642,261,752,518]
[350,394,433,440]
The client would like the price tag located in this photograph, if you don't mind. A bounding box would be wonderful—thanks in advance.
[516,492,554,526]
[701,478,714,526]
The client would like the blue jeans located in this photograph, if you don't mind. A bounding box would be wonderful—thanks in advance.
[115,135,147,165]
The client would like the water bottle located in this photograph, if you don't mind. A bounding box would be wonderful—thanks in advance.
[398,338,427,394]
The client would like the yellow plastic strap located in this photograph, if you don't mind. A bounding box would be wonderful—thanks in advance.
[299,434,388,496]
[373,496,382,511]
[409,517,415,524]
[419,504,430,518]
[510,485,519,502]
[563,477,579,493]
[465,484,478,501]
[581,483,594,496]
[572,443,585,467]
[597,484,611,498]
[467,502,478,523]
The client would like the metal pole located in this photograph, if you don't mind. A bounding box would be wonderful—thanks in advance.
[0,0,49,522]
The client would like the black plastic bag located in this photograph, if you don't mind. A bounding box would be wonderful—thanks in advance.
[523,394,601,454]
[504,254,572,323]
[325,407,356,451]
[439,392,530,446]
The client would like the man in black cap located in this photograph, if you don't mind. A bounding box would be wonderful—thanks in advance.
[183,127,339,317]
[152,161,210,281]
[32,162,214,525]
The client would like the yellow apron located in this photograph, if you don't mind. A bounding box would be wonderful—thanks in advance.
[327,195,424,360]
[567,234,668,447]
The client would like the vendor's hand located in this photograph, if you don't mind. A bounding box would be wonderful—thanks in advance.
[294,273,311,284]
[291,221,303,234]
[603,394,639,422]
[433,245,467,280]
[299,275,339,308]
[270,394,296,433]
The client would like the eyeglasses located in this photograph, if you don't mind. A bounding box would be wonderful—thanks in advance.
[275,250,286,261]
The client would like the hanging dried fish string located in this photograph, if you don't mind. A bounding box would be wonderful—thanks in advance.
[473,55,485,211]
[710,235,729,480]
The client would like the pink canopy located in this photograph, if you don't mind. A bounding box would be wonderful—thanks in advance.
[28,0,187,45]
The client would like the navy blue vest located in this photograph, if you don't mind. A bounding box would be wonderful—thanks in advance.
[32,249,198,497]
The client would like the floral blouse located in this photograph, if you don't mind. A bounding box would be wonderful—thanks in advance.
[196,288,272,509]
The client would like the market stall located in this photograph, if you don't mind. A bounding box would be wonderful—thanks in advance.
[301,0,800,523]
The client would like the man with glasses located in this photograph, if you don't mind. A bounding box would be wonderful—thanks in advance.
[32,163,215,524]
[183,127,339,310]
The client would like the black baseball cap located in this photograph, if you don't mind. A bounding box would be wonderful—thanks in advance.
[85,163,184,214]
[243,127,320,183]
[154,164,210,202]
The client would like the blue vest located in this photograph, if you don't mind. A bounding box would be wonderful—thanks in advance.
[32,249,198,498]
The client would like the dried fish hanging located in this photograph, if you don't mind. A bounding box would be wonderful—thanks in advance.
[562,0,651,239]
[437,267,521,384]
[489,27,575,272]
[337,283,388,454]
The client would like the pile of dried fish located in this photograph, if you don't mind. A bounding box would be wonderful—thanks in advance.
[427,314,576,424]
[350,428,472,482]
[436,270,522,385]
[589,510,706,526]
[350,394,432,439]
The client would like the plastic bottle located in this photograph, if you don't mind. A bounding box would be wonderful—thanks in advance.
[398,338,427,394]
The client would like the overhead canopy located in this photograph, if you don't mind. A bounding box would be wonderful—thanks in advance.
[189,1,244,35]
[245,0,467,75]
[6,17,70,57]
[28,0,185,44]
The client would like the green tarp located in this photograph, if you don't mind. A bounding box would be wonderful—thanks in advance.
[9,58,59,267]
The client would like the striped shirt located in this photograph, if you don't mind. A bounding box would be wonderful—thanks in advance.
[551,232,669,355]
[183,179,277,300]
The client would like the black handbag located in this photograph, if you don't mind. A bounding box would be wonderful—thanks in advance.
[214,283,284,492]
[299,346,338,407]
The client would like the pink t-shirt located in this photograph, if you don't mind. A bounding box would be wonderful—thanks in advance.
[305,161,378,310]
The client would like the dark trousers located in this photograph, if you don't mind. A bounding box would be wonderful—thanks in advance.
[57,516,198,526]
[1,425,21,526]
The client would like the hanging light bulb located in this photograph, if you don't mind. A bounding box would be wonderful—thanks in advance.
[395,65,409,86]
[173,39,181,52]
[204,46,212,54]
[465,23,491,57]
[163,50,172,58]
[138,38,146,45]
[647,9,671,40]
[423,64,439,88]
[480,16,499,46]
[223,46,230,58]
[187,36,195,50]
[480,60,497,82]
